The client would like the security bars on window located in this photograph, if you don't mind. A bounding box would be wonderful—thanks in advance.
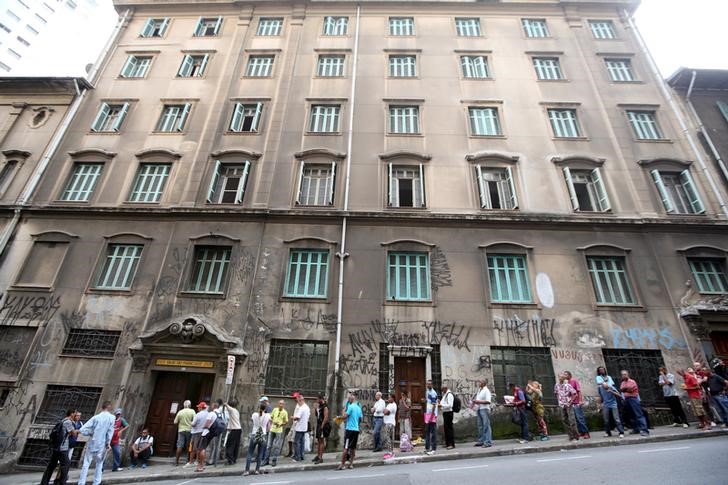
[207,161,250,204]
[296,162,335,205]
[309,105,340,132]
[140,18,169,37]
[548,109,581,138]
[194,16,222,37]
[62,329,121,357]
[34,385,103,424]
[264,340,329,396]
[129,164,170,202]
[177,54,209,77]
[562,167,611,212]
[120,55,151,78]
[388,106,420,134]
[245,55,274,77]
[322,16,348,35]
[389,17,414,36]
[388,164,425,207]
[455,17,481,36]
[94,244,143,290]
[491,346,557,405]
[469,107,501,136]
[650,170,705,214]
[229,102,262,132]
[156,104,190,132]
[688,258,728,294]
[605,59,635,82]
[257,18,283,36]
[590,20,616,39]
[475,166,518,209]
[91,103,129,132]
[317,55,345,77]
[389,55,416,77]
[188,246,231,294]
[627,111,662,140]
[61,163,103,201]
[586,256,635,305]
[387,251,431,301]
[522,18,549,38]
[284,249,330,298]
[460,55,489,78]
[533,57,563,80]
[487,254,532,303]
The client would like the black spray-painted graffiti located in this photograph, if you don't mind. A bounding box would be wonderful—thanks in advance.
[155,247,187,298]
[284,308,337,334]
[493,315,558,347]
[430,246,453,292]
[340,352,378,377]
[349,319,472,357]
[0,294,61,326]
[472,355,492,372]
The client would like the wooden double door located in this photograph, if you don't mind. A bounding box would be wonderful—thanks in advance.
[145,372,214,456]
[393,357,426,439]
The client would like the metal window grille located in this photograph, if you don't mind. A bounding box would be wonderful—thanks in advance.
[587,256,636,305]
[533,57,563,80]
[129,164,170,202]
[602,349,665,406]
[140,18,168,38]
[605,59,634,82]
[61,163,103,201]
[245,55,274,77]
[284,249,329,298]
[548,109,580,137]
[34,385,103,424]
[298,164,334,206]
[120,55,151,78]
[229,102,262,132]
[455,17,481,37]
[264,339,329,396]
[387,251,431,301]
[389,55,416,77]
[62,329,121,357]
[491,346,556,405]
[476,166,517,210]
[627,111,662,140]
[207,162,250,204]
[309,105,340,132]
[323,16,348,35]
[378,343,390,397]
[188,245,231,294]
[460,55,488,78]
[688,258,728,294]
[388,105,419,134]
[522,18,549,38]
[177,54,208,77]
[590,20,616,39]
[652,170,704,214]
[430,344,442,394]
[469,107,501,136]
[94,244,143,290]
[317,55,345,77]
[257,18,283,36]
[18,439,54,467]
[389,17,414,36]
[389,164,424,207]
[487,254,532,303]
[156,104,190,132]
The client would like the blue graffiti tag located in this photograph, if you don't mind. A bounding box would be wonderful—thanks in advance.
[610,326,686,351]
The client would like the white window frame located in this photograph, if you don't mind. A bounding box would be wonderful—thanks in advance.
[455,17,481,37]
[296,161,336,206]
[156,103,191,132]
[468,107,501,136]
[589,20,616,39]
[140,18,169,38]
[389,17,414,36]
[308,105,341,133]
[90,102,129,133]
[245,55,274,77]
[389,55,417,77]
[194,16,222,37]
[605,58,635,82]
[548,108,581,138]
[317,55,345,77]
[257,17,283,36]
[650,169,705,215]
[522,18,549,38]
[388,105,420,134]
[533,57,563,80]
[627,110,663,140]
[177,54,209,77]
[128,163,171,203]
[60,162,103,202]
[460,55,489,79]
[388,164,425,208]
[562,167,611,212]
[120,55,151,78]
[475,165,518,210]
[322,16,348,36]
[207,160,251,204]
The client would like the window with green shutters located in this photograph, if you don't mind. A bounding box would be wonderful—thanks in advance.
[627,110,663,140]
[257,17,283,36]
[548,109,581,137]
[389,17,414,36]
[605,59,635,82]
[562,167,611,212]
[140,18,169,38]
[522,19,549,38]
[389,55,417,77]
[487,254,532,303]
[120,55,151,78]
[229,102,263,132]
[188,246,231,294]
[156,104,190,132]
[455,17,481,37]
[194,16,222,37]
[475,166,518,210]
[533,57,563,80]
[388,106,420,134]
[60,163,103,202]
[317,55,345,77]
[177,54,209,77]
[245,55,274,77]
[688,258,728,294]
[322,16,348,36]
[650,169,705,214]
[94,244,143,290]
[284,249,330,298]
[586,256,636,305]
[469,107,501,136]
[387,251,431,301]
[460,55,489,78]
[207,161,250,204]
[589,20,616,39]
[128,164,170,203]
[90,103,129,133]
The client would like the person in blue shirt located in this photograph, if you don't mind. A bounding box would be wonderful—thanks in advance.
[337,392,362,470]
[596,366,624,437]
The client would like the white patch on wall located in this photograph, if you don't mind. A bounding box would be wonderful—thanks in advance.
[535,272,554,308]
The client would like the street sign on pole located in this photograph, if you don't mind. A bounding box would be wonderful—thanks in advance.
[225,355,235,385]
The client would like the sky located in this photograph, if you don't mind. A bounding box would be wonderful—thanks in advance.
[10,0,728,78]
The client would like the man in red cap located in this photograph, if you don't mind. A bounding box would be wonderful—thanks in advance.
[183,402,208,469]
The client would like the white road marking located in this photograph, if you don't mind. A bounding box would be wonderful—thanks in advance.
[251,482,292,485]
[432,464,490,472]
[326,474,386,480]
[175,479,198,485]
[638,446,691,453]
[537,455,592,463]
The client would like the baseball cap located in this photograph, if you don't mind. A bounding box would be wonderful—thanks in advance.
[259,396,269,402]
[291,392,301,399]
[196,401,207,409]
[114,408,122,415]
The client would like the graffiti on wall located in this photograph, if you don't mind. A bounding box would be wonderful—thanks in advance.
[348,319,472,357]
[280,307,337,334]
[430,246,453,292]
[610,325,686,351]
[493,315,558,347]
[0,294,62,327]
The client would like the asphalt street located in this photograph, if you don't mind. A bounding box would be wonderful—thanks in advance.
[139,436,725,485]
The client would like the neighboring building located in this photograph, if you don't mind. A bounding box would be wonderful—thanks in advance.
[1,0,727,468]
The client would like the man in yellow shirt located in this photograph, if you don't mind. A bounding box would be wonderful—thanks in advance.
[173,400,196,466]
[262,400,289,467]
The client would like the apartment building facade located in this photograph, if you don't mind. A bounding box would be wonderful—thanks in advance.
[1,0,728,467]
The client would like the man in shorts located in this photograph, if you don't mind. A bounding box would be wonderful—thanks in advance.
[338,392,362,470]
[173,400,195,466]
[184,402,208,468]
[683,367,710,429]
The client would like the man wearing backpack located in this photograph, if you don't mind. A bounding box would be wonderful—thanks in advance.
[439,385,456,449]
[196,402,224,472]
[40,409,77,485]
[77,400,115,485]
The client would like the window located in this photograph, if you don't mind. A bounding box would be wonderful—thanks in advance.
[90,102,129,132]
[140,18,169,37]
[475,166,518,209]
[689,258,728,294]
[387,251,431,301]
[533,57,563,80]
[317,55,345,77]
[6,10,20,22]
[0,160,18,195]
[650,169,705,214]
[0,23,10,34]
[245,55,274,77]
[309,105,340,133]
[378,343,390,397]
[188,246,232,293]
[717,100,728,125]
[128,164,171,202]
[120,55,151,78]
[469,107,501,136]
[7,48,21,59]
[460,55,489,79]
[0,62,9,72]
[62,329,121,358]
[389,17,414,36]
[491,347,556,405]
[548,109,581,138]
[264,340,329,395]
[156,103,190,132]
[194,16,222,37]
[389,55,416,77]
[455,17,481,37]
[562,167,610,212]
[589,20,616,39]
[257,17,283,36]
[177,54,208,77]
[605,58,635,82]
[26,24,38,35]
[284,249,330,297]
[388,164,425,208]
[15,241,68,287]
[35,14,47,24]
[34,385,102,424]
[60,163,103,201]
[229,102,263,132]
[322,16,348,35]
[586,256,636,305]
[627,110,662,140]
[207,161,251,204]
[522,18,549,38]
[16,36,29,47]
[296,162,335,206]
[93,244,143,290]
[603,349,664,406]
[487,254,532,303]
[388,105,420,134]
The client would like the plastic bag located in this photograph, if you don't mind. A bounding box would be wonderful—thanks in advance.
[304,432,312,452]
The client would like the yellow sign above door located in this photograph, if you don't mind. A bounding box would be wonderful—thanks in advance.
[155,359,214,368]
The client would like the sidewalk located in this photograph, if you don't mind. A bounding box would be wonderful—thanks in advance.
[2,425,726,485]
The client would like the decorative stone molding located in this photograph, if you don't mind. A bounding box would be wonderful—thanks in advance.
[169,318,206,344]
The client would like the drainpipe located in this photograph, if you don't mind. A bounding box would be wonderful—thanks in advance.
[333,3,360,402]
[685,70,728,185]
[625,10,728,218]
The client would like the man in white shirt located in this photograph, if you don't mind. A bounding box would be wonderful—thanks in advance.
[224,400,242,465]
[185,402,208,469]
[472,379,493,447]
[292,395,310,461]
[370,392,386,452]
[129,428,154,469]
[77,400,115,485]
[382,395,397,455]
[440,385,456,449]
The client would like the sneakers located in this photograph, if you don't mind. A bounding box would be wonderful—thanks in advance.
[141,464,147,469]
[243,471,250,476]
[182,462,194,468]
[604,433,611,438]
[640,431,649,437]
[672,423,680,427]
[312,456,320,464]
[517,439,528,444]
[710,422,717,427]
[540,436,549,441]
[425,450,435,455]
[337,465,346,471]
[383,452,394,459]
[682,424,689,429]
[348,463,354,469]
[618,434,624,438]
[474,442,483,447]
